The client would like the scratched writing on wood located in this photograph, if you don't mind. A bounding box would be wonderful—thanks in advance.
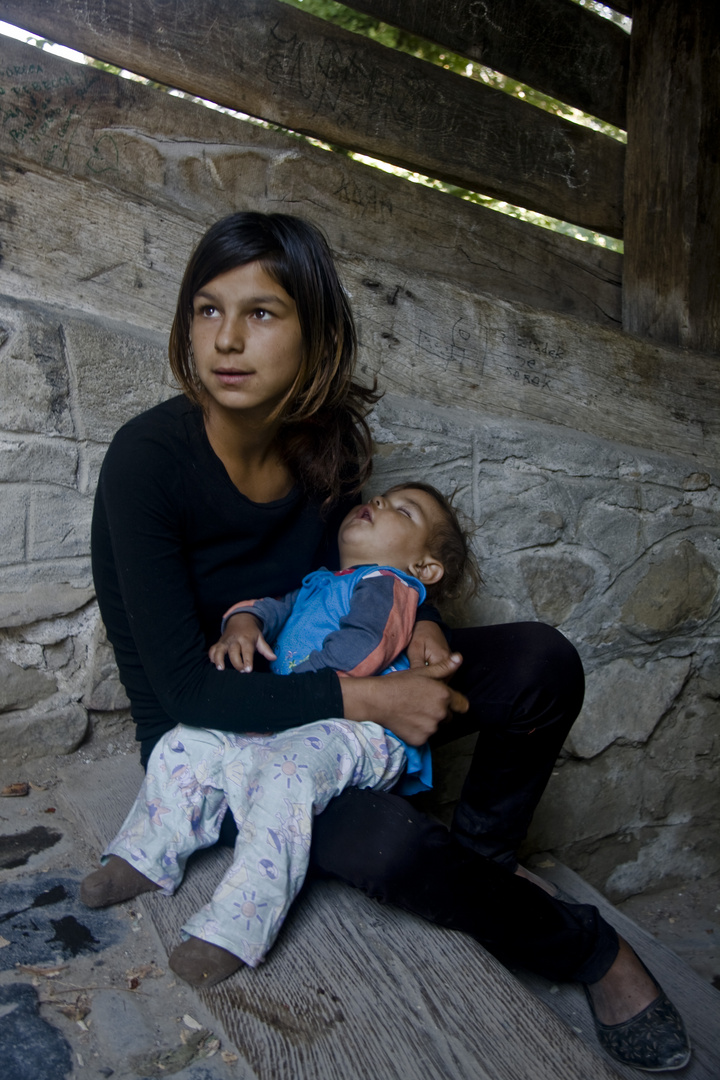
[499,329,563,391]
[333,174,393,223]
[266,18,450,135]
[417,318,480,373]
[0,62,115,177]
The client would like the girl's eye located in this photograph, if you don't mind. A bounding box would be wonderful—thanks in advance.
[398,507,411,518]
[196,304,217,317]
[252,308,271,320]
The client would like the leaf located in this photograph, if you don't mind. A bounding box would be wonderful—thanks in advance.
[56,993,91,1022]
[1,781,29,797]
[183,1014,203,1031]
[125,961,164,985]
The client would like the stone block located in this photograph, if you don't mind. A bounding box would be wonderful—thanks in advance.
[0,306,74,436]
[566,656,692,759]
[0,560,93,600]
[525,752,636,854]
[621,540,718,636]
[28,487,93,561]
[0,486,28,566]
[603,824,716,900]
[64,316,172,443]
[0,656,56,712]
[577,497,645,567]
[0,701,88,760]
[0,583,95,629]
[84,638,130,712]
[0,434,77,485]
[520,552,595,625]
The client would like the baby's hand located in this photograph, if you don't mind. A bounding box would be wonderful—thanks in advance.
[208,612,277,673]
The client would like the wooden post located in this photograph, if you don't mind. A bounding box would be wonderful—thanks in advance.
[623,0,720,354]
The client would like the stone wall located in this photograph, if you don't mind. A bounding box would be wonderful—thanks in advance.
[368,397,719,899]
[0,297,170,760]
[1,292,718,900]
[0,36,718,901]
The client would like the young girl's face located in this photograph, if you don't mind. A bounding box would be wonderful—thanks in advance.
[190,261,304,422]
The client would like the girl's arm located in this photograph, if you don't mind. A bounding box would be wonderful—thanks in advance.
[340,654,468,745]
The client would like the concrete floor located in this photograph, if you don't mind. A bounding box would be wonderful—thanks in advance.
[2,719,718,1080]
[1,723,245,1080]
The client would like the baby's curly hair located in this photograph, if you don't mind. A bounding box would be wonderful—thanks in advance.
[384,482,481,607]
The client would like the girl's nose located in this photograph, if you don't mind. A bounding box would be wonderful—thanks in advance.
[215,316,244,353]
[372,495,385,509]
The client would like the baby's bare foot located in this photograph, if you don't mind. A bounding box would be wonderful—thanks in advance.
[80,855,159,908]
[169,936,243,988]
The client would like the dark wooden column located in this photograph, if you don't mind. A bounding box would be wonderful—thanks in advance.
[623,0,720,354]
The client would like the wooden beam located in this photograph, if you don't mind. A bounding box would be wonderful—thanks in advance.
[623,0,720,354]
[0,0,625,235]
[1,172,716,465]
[0,37,622,325]
[343,0,629,128]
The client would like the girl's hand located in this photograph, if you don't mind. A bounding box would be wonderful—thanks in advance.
[208,612,277,673]
[407,619,452,668]
[340,654,468,746]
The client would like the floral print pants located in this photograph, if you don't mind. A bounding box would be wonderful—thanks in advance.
[104,719,406,966]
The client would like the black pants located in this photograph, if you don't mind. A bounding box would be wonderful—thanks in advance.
[309,622,619,984]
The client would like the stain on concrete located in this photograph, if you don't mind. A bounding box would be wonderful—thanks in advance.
[0,825,62,870]
[0,875,123,970]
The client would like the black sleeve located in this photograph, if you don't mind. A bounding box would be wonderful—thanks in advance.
[92,424,344,751]
[415,602,446,627]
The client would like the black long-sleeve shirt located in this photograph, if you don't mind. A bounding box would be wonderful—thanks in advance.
[91,396,352,764]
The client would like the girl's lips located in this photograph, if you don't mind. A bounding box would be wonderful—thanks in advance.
[357,505,373,523]
[215,369,252,385]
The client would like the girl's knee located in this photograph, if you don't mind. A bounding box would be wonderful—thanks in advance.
[310,788,437,894]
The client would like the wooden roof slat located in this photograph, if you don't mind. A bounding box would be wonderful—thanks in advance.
[0,37,623,326]
[343,0,630,128]
[0,0,624,236]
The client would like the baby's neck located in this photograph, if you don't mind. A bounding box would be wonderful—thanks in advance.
[339,551,403,574]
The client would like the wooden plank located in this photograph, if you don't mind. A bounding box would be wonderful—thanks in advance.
[0,36,623,325]
[58,752,626,1080]
[521,858,720,1080]
[622,0,720,354]
[0,0,625,235]
[1,163,718,464]
[343,0,629,128]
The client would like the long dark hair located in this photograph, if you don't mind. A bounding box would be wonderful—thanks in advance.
[169,212,378,505]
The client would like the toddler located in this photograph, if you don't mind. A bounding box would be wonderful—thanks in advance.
[81,483,474,987]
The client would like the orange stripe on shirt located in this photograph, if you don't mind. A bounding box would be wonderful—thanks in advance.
[341,576,419,678]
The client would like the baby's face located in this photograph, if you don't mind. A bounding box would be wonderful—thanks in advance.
[338,487,443,576]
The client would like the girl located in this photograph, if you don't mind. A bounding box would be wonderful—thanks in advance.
[91,212,688,1072]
